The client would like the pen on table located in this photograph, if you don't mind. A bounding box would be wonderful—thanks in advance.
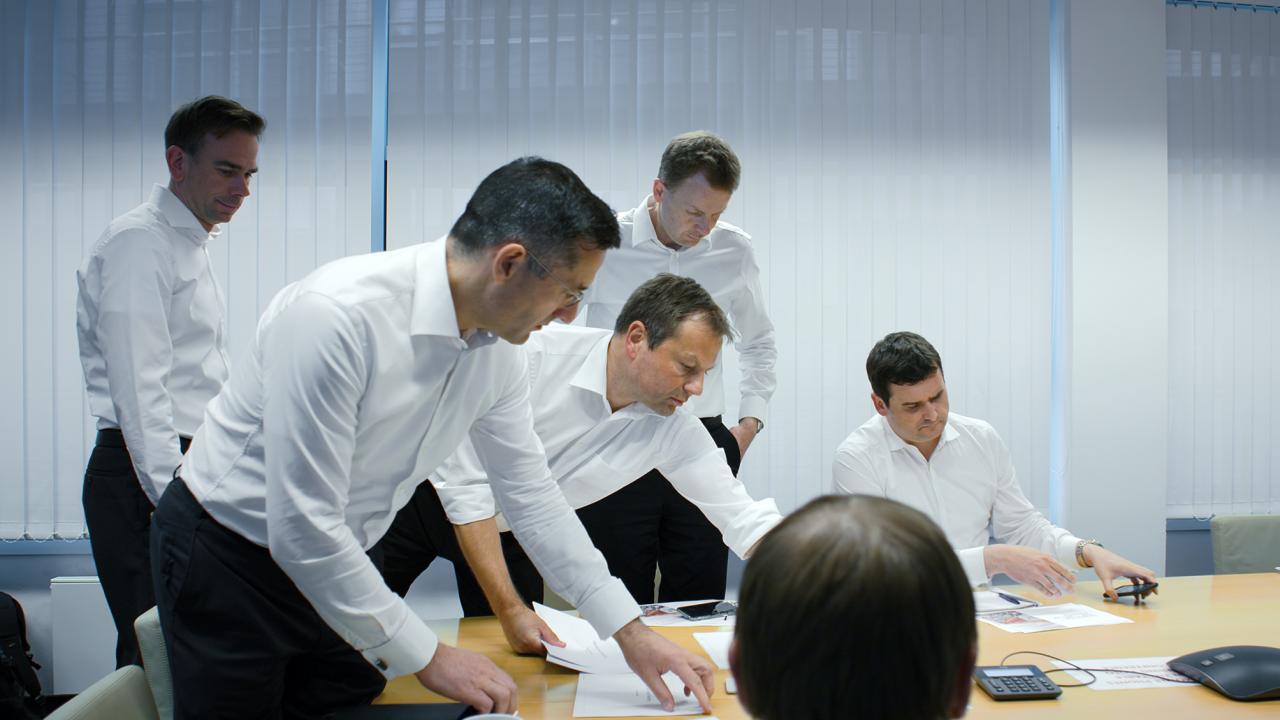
[995,591,1023,606]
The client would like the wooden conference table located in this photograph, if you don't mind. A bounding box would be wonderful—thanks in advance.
[377,573,1280,718]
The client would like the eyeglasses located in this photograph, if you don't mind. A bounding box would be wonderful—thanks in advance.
[525,248,585,308]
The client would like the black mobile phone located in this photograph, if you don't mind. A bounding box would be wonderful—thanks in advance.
[677,600,736,620]
[1105,581,1158,601]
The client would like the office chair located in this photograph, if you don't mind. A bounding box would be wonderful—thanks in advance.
[1210,515,1280,574]
[133,606,174,720]
[44,665,159,720]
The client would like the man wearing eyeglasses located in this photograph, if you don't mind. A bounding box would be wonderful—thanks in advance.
[375,273,783,654]
[150,158,716,718]
[573,131,777,604]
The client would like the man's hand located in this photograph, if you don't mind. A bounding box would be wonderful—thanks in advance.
[497,604,565,656]
[1083,545,1157,601]
[984,545,1076,598]
[614,619,715,713]
[414,643,518,714]
[729,418,760,458]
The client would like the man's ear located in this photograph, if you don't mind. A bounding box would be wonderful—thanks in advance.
[871,391,889,417]
[491,242,527,283]
[948,643,977,718]
[166,145,187,183]
[624,320,647,359]
[651,177,666,203]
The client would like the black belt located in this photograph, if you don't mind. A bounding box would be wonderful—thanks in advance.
[96,428,193,450]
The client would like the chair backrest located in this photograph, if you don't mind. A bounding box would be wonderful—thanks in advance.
[133,607,173,720]
[45,665,158,720]
[1210,515,1280,574]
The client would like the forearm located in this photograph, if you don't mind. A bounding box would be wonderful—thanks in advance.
[453,518,528,614]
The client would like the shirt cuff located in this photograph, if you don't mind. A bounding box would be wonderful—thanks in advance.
[1057,534,1086,570]
[957,546,990,587]
[359,607,440,679]
[737,396,768,427]
[724,501,783,559]
[573,577,641,641]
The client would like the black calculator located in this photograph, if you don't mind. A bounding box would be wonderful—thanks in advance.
[973,665,1063,700]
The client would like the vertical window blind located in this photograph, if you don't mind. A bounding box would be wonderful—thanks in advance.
[1,0,375,540]
[384,0,1054,514]
[1167,3,1280,518]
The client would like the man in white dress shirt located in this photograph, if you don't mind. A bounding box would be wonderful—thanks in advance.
[76,96,263,668]
[376,273,784,654]
[150,158,715,719]
[576,131,777,603]
[832,331,1157,600]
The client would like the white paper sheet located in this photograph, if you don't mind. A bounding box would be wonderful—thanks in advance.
[639,601,736,628]
[978,603,1132,633]
[535,603,633,674]
[1050,657,1199,690]
[572,672,712,717]
[692,631,734,670]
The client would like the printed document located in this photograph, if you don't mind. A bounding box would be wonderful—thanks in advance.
[535,603,632,674]
[1050,657,1199,690]
[978,603,1131,633]
[693,631,734,669]
[572,672,710,717]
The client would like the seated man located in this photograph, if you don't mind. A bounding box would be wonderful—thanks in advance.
[376,273,783,652]
[832,331,1156,599]
[731,494,976,720]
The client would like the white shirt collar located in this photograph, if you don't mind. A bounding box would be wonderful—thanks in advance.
[630,195,717,252]
[568,331,662,419]
[878,414,959,456]
[150,184,221,245]
[409,238,497,349]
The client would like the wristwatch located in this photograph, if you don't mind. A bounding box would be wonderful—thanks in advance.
[1075,539,1103,568]
[743,417,763,433]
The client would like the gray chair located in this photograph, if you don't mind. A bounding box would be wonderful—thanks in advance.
[133,606,174,720]
[1210,514,1280,574]
[44,665,159,720]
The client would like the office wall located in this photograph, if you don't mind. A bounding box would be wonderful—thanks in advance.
[1066,0,1169,574]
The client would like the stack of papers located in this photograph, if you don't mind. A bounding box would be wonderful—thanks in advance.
[978,603,1132,633]
[571,673,711,717]
[535,603,631,674]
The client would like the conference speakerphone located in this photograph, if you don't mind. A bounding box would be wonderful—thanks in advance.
[974,665,1063,701]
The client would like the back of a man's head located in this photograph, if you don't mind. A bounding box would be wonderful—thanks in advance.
[732,495,976,720]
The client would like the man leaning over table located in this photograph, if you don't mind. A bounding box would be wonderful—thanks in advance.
[832,331,1157,600]
[576,131,777,604]
[376,273,784,654]
[150,158,715,719]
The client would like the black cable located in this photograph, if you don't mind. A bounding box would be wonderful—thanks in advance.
[999,651,1199,688]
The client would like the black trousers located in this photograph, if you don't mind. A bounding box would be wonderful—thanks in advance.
[375,481,543,616]
[151,479,386,719]
[576,416,742,604]
[82,428,190,668]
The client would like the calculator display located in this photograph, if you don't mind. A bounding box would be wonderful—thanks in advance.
[984,668,1035,678]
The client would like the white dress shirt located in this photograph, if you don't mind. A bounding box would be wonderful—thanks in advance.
[433,325,783,556]
[831,413,1082,586]
[77,184,230,503]
[580,197,776,423]
[181,238,637,679]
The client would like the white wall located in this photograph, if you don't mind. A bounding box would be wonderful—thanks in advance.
[1066,0,1170,573]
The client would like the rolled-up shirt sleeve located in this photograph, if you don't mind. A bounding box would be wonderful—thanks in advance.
[94,230,184,504]
[728,247,777,424]
[468,354,639,640]
[431,439,498,525]
[658,417,781,558]
[262,292,438,679]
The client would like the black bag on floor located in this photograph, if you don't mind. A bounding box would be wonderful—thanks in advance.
[0,591,45,719]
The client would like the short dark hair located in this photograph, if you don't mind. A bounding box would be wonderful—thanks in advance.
[735,495,975,720]
[658,131,741,192]
[164,96,266,156]
[450,157,621,273]
[866,331,944,403]
[612,273,733,348]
